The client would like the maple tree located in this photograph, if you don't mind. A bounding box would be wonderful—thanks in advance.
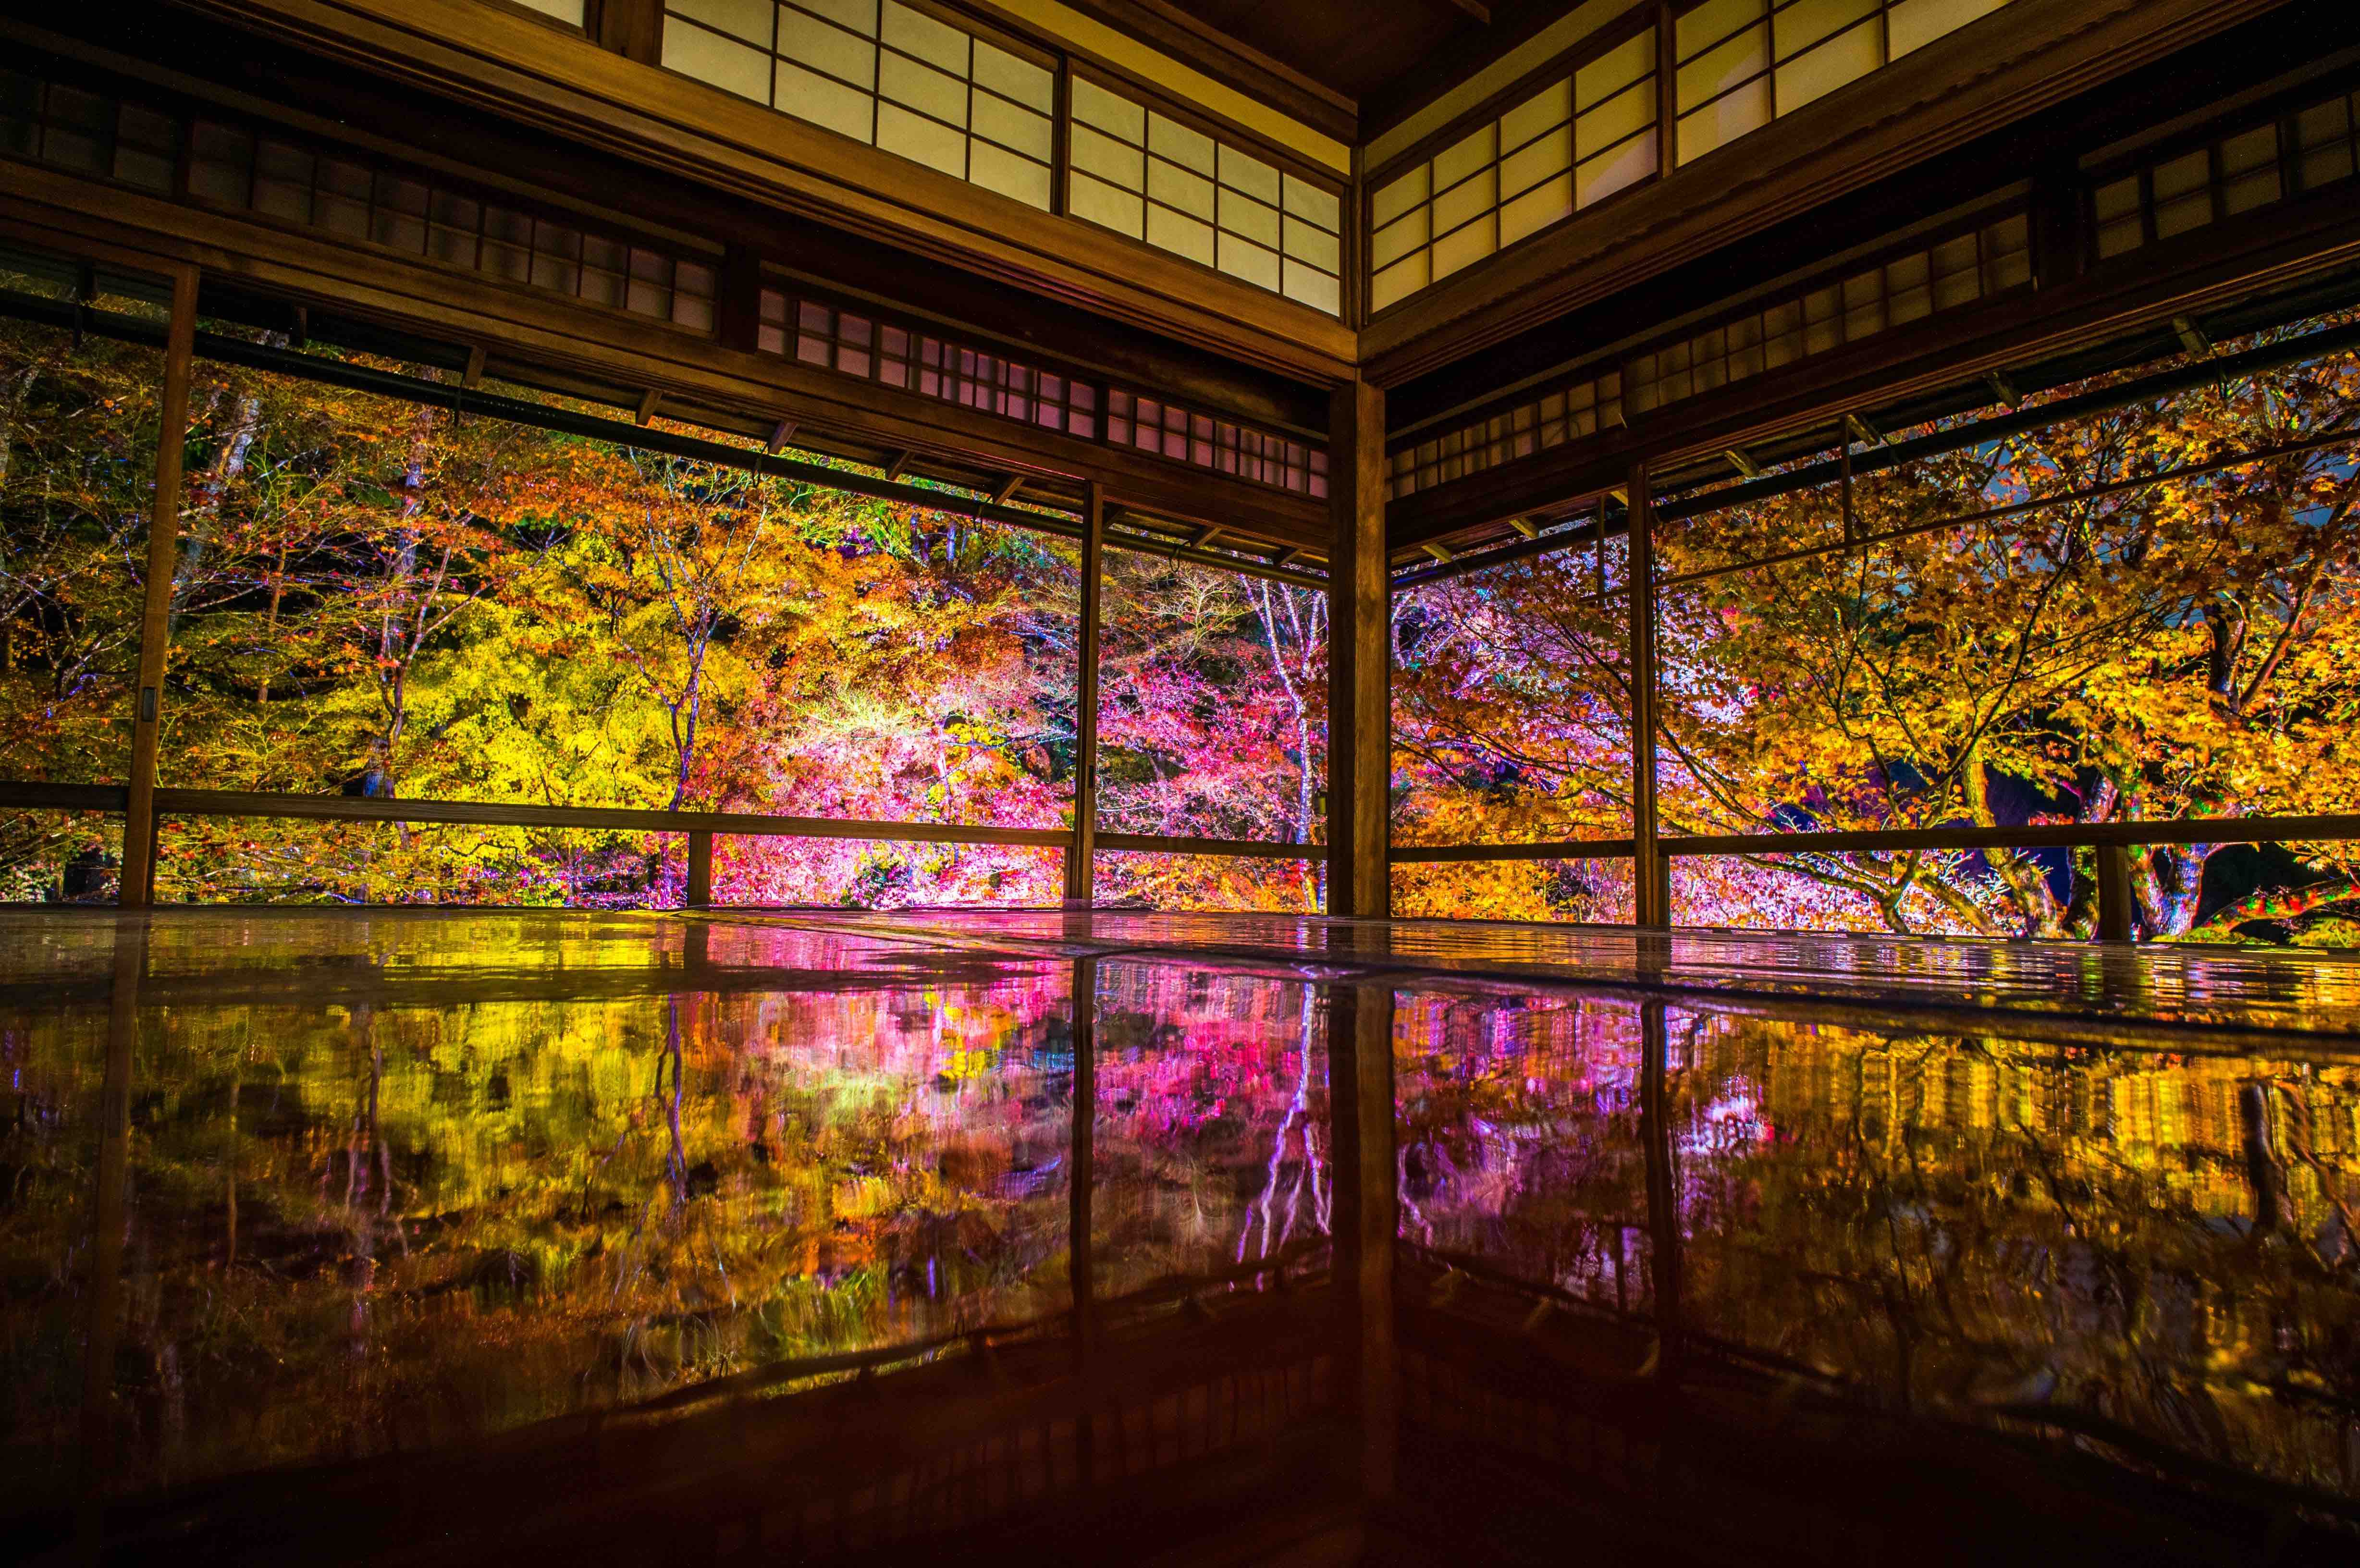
[1394,322,2360,941]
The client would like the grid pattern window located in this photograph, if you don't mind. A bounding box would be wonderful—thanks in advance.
[1677,0,2015,167]
[1106,391,1328,496]
[758,289,1097,437]
[186,121,716,331]
[2090,91,2360,264]
[1625,211,2026,415]
[0,71,178,194]
[1067,79,1343,317]
[662,0,1055,210]
[1387,373,1624,500]
[1369,29,1657,314]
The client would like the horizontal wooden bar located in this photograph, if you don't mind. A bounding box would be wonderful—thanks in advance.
[1095,832,1328,860]
[0,782,1338,862]
[0,781,130,812]
[1393,814,2360,865]
[1390,838,1635,863]
[142,789,1075,847]
[1662,815,2360,857]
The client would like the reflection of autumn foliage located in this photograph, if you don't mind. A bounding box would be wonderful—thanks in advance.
[0,923,1337,1507]
[1394,325,2360,940]
[1397,986,2360,1498]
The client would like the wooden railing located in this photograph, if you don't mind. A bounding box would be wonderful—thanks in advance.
[0,780,1328,907]
[1391,813,2360,941]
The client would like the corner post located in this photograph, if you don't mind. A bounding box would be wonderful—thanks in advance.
[1629,462,1666,928]
[1326,378,1389,919]
[119,266,198,909]
[2095,842,2134,942]
[1064,481,1104,905]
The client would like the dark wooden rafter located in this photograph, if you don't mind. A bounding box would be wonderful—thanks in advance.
[0,159,1329,559]
[1387,172,2360,554]
[993,474,1026,505]
[634,387,661,426]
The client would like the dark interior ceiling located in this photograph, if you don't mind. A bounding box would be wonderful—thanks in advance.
[1076,0,1576,137]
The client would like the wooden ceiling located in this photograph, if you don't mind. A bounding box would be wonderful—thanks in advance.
[1055,0,1577,141]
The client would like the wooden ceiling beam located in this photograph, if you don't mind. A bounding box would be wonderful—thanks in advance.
[1384,186,2360,551]
[0,161,1329,551]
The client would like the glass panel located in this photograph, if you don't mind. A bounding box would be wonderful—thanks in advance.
[1653,331,2360,938]
[1393,546,1635,850]
[1096,553,1327,852]
[0,273,170,795]
[146,351,1078,903]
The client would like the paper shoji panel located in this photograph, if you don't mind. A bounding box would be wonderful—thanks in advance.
[664,0,1055,210]
[1068,77,1343,317]
[1370,26,1657,314]
[2092,86,2360,265]
[1387,372,1624,500]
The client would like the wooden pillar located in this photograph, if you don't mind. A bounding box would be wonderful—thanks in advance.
[1326,379,1389,919]
[1063,482,1104,905]
[118,268,198,909]
[1325,980,1396,1500]
[1628,461,1667,929]
[2095,842,2134,942]
[685,830,714,906]
[595,0,664,63]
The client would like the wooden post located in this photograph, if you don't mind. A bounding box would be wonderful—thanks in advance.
[1325,980,1396,1501]
[686,830,714,907]
[2095,842,2134,942]
[1326,378,1389,919]
[118,268,198,909]
[1063,482,1104,905]
[1628,462,1666,928]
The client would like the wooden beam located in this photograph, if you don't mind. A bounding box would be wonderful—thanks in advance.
[2096,842,2136,942]
[1435,0,1491,23]
[685,829,713,907]
[1388,183,2360,548]
[117,265,197,909]
[1628,461,1665,931]
[1326,378,1389,919]
[766,419,796,454]
[1722,446,1762,480]
[993,473,1025,505]
[0,166,1330,551]
[634,387,661,426]
[593,0,662,63]
[1064,481,1105,906]
[462,343,487,389]
[883,449,912,481]
[2173,313,2214,357]
[1508,517,1538,539]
